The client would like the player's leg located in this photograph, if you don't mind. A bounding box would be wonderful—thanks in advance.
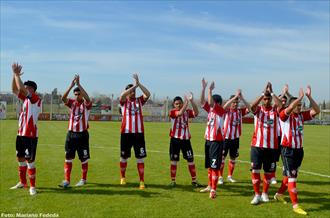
[27,137,38,195]
[134,133,147,189]
[271,137,282,185]
[120,133,132,185]
[10,136,28,189]
[250,147,262,205]
[227,138,239,183]
[219,139,229,184]
[169,138,180,186]
[200,141,211,193]
[274,146,290,204]
[261,148,276,202]
[60,131,75,188]
[209,141,223,199]
[76,131,90,186]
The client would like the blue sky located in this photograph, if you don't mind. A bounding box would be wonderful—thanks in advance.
[1,1,329,102]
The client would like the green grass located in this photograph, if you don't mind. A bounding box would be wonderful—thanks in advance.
[0,120,329,218]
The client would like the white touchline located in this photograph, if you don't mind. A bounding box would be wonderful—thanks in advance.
[35,143,330,178]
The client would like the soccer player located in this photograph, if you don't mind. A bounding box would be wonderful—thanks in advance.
[270,84,293,185]
[168,93,202,187]
[199,78,226,199]
[60,75,92,188]
[218,89,251,184]
[250,82,283,205]
[10,62,41,196]
[274,86,320,215]
[119,74,150,189]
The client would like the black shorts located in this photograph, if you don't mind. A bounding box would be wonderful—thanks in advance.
[281,147,304,178]
[16,136,38,161]
[275,136,282,162]
[65,131,90,160]
[169,137,194,162]
[250,147,277,172]
[223,138,239,159]
[120,133,147,159]
[205,140,224,169]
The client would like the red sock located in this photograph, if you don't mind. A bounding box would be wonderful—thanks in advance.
[137,163,144,182]
[120,161,127,178]
[288,179,298,206]
[251,172,261,195]
[64,161,72,182]
[211,169,219,191]
[228,160,235,177]
[170,164,177,181]
[28,168,36,187]
[82,162,88,181]
[208,168,212,186]
[188,162,196,182]
[219,162,224,177]
[277,176,288,194]
[262,173,272,193]
[18,165,27,185]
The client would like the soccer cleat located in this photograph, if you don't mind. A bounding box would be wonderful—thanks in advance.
[218,177,224,185]
[293,206,308,215]
[250,195,261,205]
[10,182,27,189]
[29,187,36,196]
[58,180,70,188]
[169,181,176,187]
[227,176,237,183]
[139,181,145,190]
[270,177,277,185]
[261,193,270,202]
[191,181,203,187]
[120,178,126,185]
[209,189,216,199]
[75,179,86,187]
[274,193,287,204]
[200,186,211,193]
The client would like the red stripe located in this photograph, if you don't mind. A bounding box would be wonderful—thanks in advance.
[228,111,234,139]
[273,110,278,149]
[298,114,303,148]
[292,117,298,147]
[224,111,230,138]
[182,113,187,139]
[121,103,127,133]
[82,104,86,131]
[266,111,271,148]
[128,101,132,133]
[139,99,144,133]
[234,111,239,138]
[259,109,265,147]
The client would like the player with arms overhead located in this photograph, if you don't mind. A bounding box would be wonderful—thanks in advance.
[10,62,42,196]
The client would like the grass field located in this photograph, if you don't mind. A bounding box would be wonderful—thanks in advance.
[0,120,329,218]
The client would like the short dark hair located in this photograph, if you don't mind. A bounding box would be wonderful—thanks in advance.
[212,94,222,105]
[264,91,271,97]
[23,80,37,91]
[73,87,80,93]
[230,95,237,100]
[125,84,134,90]
[173,96,183,103]
[288,97,298,104]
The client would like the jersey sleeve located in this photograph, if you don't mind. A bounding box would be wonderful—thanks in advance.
[28,92,40,104]
[85,101,92,110]
[240,107,248,116]
[17,92,26,101]
[253,106,261,116]
[279,109,289,122]
[214,103,226,116]
[202,102,210,113]
[139,96,147,106]
[301,110,313,121]
[65,99,74,108]
[169,109,178,118]
[187,109,196,118]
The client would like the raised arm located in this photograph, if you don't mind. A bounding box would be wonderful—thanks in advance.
[61,76,76,104]
[223,89,240,109]
[251,83,268,113]
[268,82,283,111]
[305,85,320,117]
[208,81,215,107]
[75,75,91,103]
[12,63,28,96]
[285,88,304,115]
[239,90,251,112]
[176,96,189,116]
[188,92,199,116]
[120,84,138,102]
[134,74,150,102]
[200,78,207,105]
[12,73,19,95]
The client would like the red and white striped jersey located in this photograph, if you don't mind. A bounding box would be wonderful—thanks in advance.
[279,110,312,149]
[202,102,226,142]
[66,99,92,132]
[120,96,146,134]
[251,106,279,149]
[169,108,196,140]
[223,108,248,139]
[17,92,42,138]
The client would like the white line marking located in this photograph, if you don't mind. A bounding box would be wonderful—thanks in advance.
[14,143,330,179]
